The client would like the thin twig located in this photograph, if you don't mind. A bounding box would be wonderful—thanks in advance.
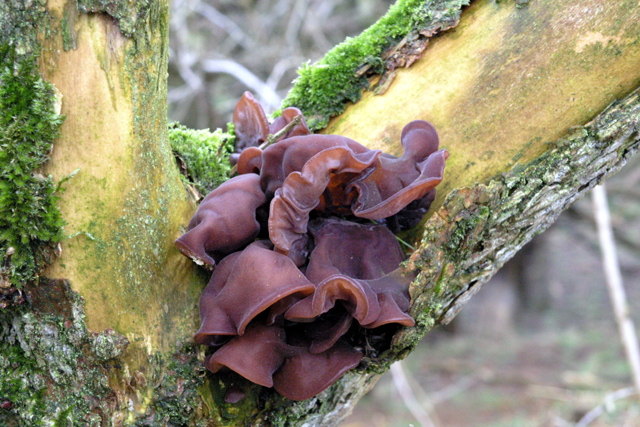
[262,114,303,147]
[228,114,303,177]
[592,183,640,398]
[429,373,481,405]
[201,59,281,110]
[575,386,637,427]
[395,235,416,251]
[197,2,254,50]
[284,0,309,50]
[390,362,438,427]
[266,56,305,93]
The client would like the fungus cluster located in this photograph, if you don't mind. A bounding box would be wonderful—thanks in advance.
[176,92,448,401]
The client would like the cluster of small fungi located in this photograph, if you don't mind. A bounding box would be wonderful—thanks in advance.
[176,92,448,401]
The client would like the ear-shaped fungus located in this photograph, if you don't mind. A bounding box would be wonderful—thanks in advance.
[175,174,266,267]
[348,120,448,220]
[285,218,415,328]
[268,145,381,258]
[206,322,363,401]
[272,340,362,401]
[177,92,449,401]
[240,133,376,198]
[230,92,269,166]
[205,323,294,387]
[265,121,446,257]
[194,241,315,343]
[231,93,310,166]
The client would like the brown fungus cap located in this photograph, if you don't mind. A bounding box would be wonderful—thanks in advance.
[177,93,449,401]
[262,120,446,258]
[174,174,266,268]
[206,323,295,388]
[268,145,381,257]
[285,218,414,328]
[194,241,315,343]
[348,120,448,220]
[237,133,374,198]
[231,93,309,166]
[232,92,269,158]
[206,321,363,401]
[272,340,363,401]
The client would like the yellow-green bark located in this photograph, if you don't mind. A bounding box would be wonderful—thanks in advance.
[2,0,640,425]
[41,0,202,368]
[325,0,640,211]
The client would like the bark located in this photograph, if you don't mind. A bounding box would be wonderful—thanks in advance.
[1,0,639,426]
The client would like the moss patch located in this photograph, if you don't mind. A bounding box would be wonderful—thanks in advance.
[131,348,208,427]
[0,280,126,426]
[0,0,49,56]
[168,123,235,196]
[0,279,208,427]
[0,46,65,286]
[281,0,470,130]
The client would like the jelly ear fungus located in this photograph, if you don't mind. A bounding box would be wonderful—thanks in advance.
[175,93,448,401]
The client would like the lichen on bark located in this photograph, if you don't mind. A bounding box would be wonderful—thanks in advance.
[76,0,153,38]
[0,280,126,425]
[392,85,640,357]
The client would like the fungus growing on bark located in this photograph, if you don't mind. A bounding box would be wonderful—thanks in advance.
[284,218,415,329]
[175,174,266,268]
[193,240,314,342]
[230,92,310,165]
[176,92,448,401]
[229,92,269,166]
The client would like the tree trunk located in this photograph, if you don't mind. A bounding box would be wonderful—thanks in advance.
[1,0,639,426]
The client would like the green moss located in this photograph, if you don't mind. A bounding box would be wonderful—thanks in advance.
[0,280,127,426]
[0,46,66,286]
[282,0,470,130]
[61,1,79,51]
[168,123,235,195]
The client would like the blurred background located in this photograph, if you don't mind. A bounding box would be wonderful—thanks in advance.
[167,1,640,425]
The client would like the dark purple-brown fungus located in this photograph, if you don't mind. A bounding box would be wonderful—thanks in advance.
[224,386,246,404]
[265,122,446,260]
[230,92,310,165]
[272,340,362,401]
[176,92,448,401]
[175,174,266,268]
[348,120,448,220]
[268,144,382,260]
[229,92,269,166]
[194,241,314,342]
[285,218,415,329]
